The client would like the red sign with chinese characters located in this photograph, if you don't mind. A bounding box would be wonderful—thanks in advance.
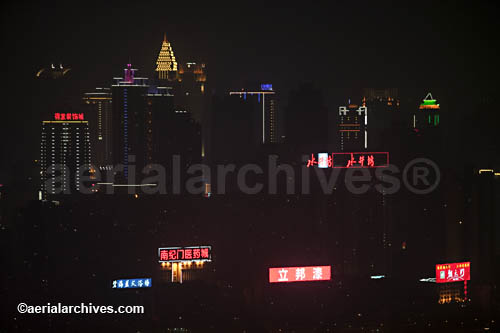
[54,113,84,121]
[306,152,389,168]
[158,246,212,263]
[269,266,331,283]
[435,262,470,283]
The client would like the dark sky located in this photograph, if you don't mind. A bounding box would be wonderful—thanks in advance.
[3,2,499,91]
[1,1,499,175]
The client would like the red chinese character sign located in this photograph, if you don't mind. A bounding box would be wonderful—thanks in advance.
[158,246,212,263]
[307,152,389,168]
[269,266,331,283]
[54,113,84,120]
[435,262,470,283]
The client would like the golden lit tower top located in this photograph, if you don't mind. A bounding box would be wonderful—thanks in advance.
[155,33,178,81]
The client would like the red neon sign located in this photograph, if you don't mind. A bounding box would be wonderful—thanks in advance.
[54,113,84,121]
[158,246,212,263]
[269,266,331,283]
[307,152,389,168]
[435,262,470,283]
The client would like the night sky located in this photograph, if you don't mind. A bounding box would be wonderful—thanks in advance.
[1,1,499,175]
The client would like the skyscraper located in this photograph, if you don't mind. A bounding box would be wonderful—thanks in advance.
[82,87,112,169]
[111,64,150,183]
[146,86,200,163]
[413,92,440,130]
[285,83,328,145]
[153,35,208,163]
[155,34,178,82]
[40,113,92,199]
[362,88,401,151]
[229,84,279,144]
[407,92,443,158]
[176,61,208,166]
[338,103,368,151]
[177,61,208,123]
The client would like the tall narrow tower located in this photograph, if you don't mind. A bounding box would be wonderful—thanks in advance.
[155,33,178,82]
[82,87,112,169]
[111,64,150,183]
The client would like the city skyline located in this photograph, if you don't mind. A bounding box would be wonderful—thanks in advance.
[1,2,499,332]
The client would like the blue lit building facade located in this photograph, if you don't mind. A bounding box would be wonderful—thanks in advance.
[112,64,150,183]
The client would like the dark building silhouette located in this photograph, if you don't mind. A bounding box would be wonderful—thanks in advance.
[146,85,201,190]
[229,84,279,144]
[210,94,260,164]
[466,168,499,308]
[362,88,401,151]
[285,83,328,145]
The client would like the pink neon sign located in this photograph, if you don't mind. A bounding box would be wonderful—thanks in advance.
[54,113,84,121]
[269,266,331,283]
[158,246,212,263]
[435,262,470,283]
[307,152,389,168]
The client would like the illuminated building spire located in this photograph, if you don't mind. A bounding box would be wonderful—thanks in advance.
[155,34,178,81]
[415,92,440,128]
[419,92,440,110]
[124,63,134,83]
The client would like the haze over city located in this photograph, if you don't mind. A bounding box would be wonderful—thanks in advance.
[1,2,499,332]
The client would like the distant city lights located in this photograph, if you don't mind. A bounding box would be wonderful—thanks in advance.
[419,277,436,283]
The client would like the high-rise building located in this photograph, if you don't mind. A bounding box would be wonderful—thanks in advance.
[155,34,178,82]
[177,62,207,123]
[362,88,401,151]
[153,35,208,163]
[40,113,92,199]
[146,86,201,164]
[413,92,440,130]
[178,62,207,92]
[229,84,279,144]
[82,87,112,169]
[176,61,208,165]
[467,169,499,287]
[285,83,328,145]
[338,103,368,151]
[111,64,150,182]
[407,92,443,158]
[146,86,174,165]
[210,94,258,163]
[144,85,201,191]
